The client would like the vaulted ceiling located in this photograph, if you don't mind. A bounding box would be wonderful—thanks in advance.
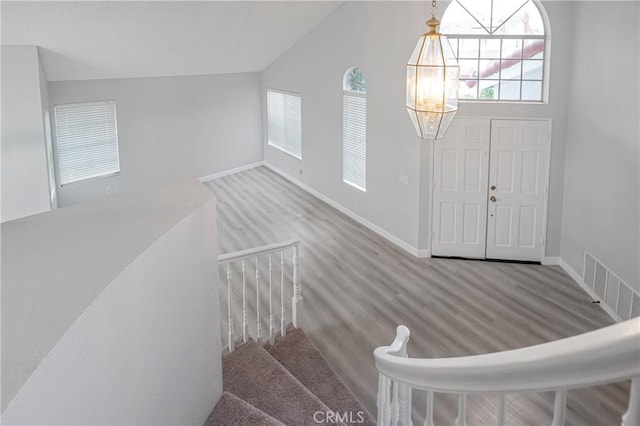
[1,1,342,82]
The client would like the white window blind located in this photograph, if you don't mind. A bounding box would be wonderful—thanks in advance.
[267,90,302,159]
[54,101,120,186]
[343,93,366,191]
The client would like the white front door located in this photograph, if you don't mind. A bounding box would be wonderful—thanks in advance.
[431,118,550,261]
[432,119,490,258]
[485,120,549,261]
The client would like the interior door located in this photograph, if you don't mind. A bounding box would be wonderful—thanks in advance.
[432,119,490,258]
[486,120,549,261]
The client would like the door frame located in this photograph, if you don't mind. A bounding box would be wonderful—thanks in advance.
[429,116,553,262]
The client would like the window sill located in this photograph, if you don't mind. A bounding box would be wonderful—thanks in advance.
[268,143,302,161]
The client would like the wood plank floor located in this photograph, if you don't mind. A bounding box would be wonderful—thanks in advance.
[204,166,629,426]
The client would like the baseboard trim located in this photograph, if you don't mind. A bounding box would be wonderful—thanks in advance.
[199,161,264,182]
[559,259,623,322]
[263,162,430,258]
[200,161,632,324]
[417,249,432,258]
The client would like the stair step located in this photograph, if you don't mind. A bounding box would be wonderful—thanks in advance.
[268,328,376,426]
[205,392,285,426]
[223,340,343,426]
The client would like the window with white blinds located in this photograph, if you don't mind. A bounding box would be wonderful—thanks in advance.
[267,90,302,159]
[54,100,120,186]
[343,68,367,192]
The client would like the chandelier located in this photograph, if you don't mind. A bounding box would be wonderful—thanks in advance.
[406,1,460,140]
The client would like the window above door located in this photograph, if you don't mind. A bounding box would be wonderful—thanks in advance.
[441,0,549,103]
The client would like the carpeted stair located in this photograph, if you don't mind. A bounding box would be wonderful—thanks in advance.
[206,328,375,426]
[204,392,285,426]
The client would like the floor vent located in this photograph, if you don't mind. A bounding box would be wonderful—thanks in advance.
[583,251,639,321]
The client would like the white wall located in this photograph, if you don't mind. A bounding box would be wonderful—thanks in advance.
[261,1,573,257]
[263,2,426,250]
[1,179,222,425]
[39,47,58,210]
[561,2,640,292]
[440,1,574,258]
[1,45,52,222]
[48,72,263,206]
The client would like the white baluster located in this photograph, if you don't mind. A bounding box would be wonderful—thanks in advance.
[227,264,234,352]
[291,244,302,329]
[622,377,640,426]
[280,251,286,337]
[397,383,413,426]
[496,394,506,426]
[377,374,390,426]
[385,378,393,426]
[423,391,434,426]
[391,381,399,426]
[377,374,386,426]
[390,331,412,426]
[255,257,261,342]
[550,389,567,426]
[242,260,247,343]
[455,394,468,426]
[269,254,275,345]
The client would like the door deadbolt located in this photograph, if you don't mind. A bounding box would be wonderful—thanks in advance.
[490,196,497,202]
[490,185,496,190]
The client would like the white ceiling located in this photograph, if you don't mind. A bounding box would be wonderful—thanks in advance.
[1,1,342,82]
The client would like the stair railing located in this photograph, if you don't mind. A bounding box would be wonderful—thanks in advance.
[374,318,640,426]
[218,238,302,352]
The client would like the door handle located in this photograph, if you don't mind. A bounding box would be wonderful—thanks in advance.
[490,196,497,202]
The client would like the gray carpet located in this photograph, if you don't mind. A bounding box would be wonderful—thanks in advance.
[221,339,341,426]
[205,392,284,426]
[267,328,376,426]
[206,328,373,425]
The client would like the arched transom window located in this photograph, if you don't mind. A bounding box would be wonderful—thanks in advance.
[441,0,547,102]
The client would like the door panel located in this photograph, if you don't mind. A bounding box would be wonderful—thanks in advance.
[521,151,540,193]
[432,119,490,258]
[494,205,513,246]
[486,120,549,261]
[518,205,536,247]
[462,203,480,244]
[439,202,457,243]
[496,151,515,191]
